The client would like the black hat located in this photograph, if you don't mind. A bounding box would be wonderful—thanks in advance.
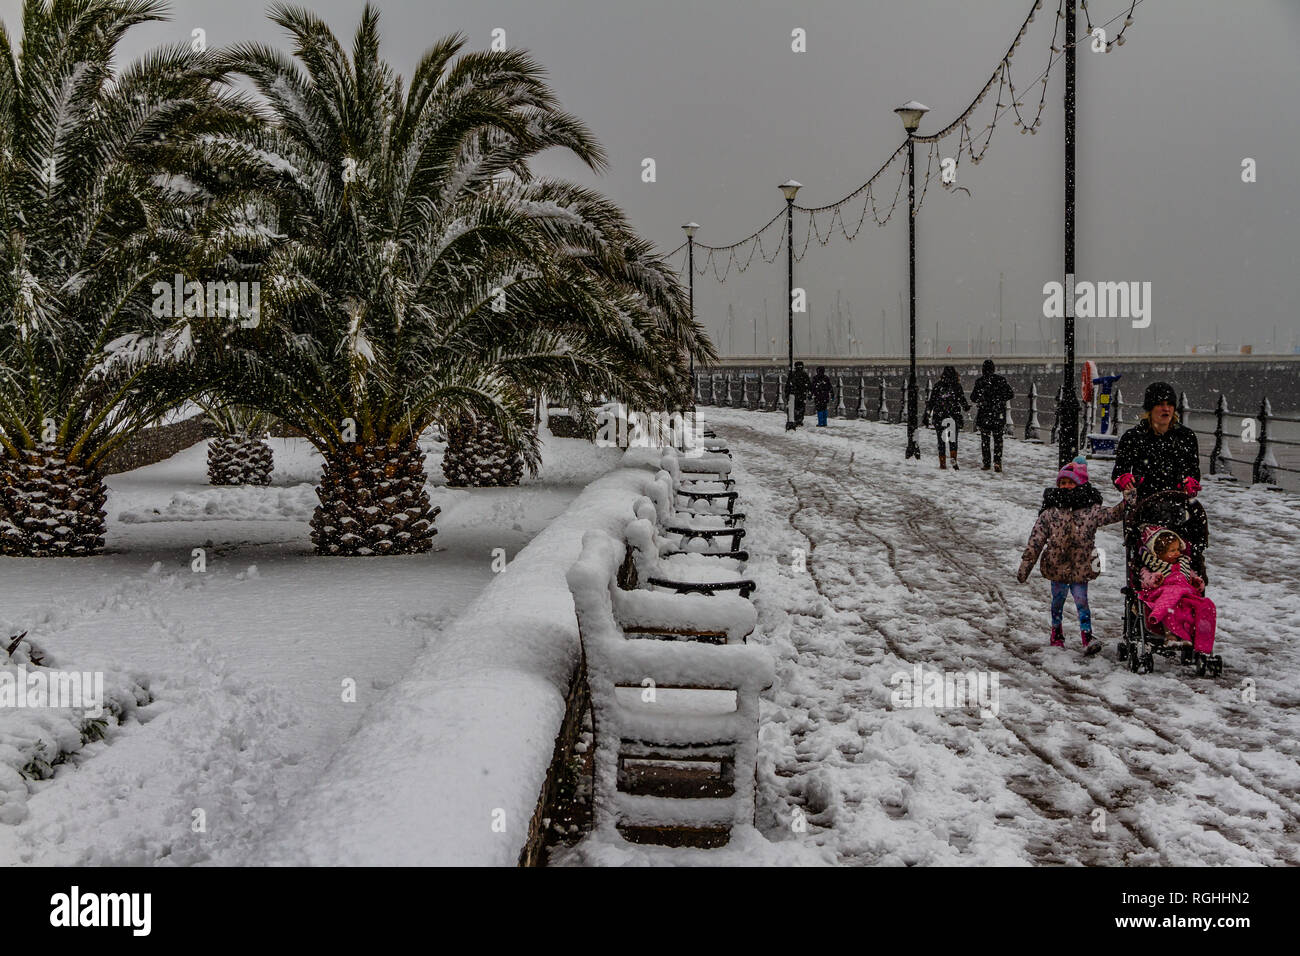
[816,366,825,374]
[795,361,804,368]
[982,359,995,374]
[1143,381,1177,411]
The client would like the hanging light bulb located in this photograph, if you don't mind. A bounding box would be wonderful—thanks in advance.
[1116,34,1126,45]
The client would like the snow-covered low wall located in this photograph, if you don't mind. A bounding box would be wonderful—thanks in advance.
[265,452,665,866]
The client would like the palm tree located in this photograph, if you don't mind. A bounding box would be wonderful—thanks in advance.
[200,398,275,485]
[0,0,269,556]
[220,5,711,555]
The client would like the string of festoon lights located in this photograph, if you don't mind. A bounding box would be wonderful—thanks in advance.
[666,0,1147,281]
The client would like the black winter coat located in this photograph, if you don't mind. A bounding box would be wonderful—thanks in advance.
[1112,419,1201,498]
[810,373,833,410]
[970,373,1014,431]
[786,367,812,398]
[924,380,969,430]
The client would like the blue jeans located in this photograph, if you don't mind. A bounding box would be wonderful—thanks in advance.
[1050,581,1092,632]
[817,409,828,426]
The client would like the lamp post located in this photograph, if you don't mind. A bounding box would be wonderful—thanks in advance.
[682,221,699,405]
[779,181,801,373]
[1058,0,1081,465]
[895,100,929,460]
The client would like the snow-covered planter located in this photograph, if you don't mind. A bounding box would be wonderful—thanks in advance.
[0,634,152,825]
[261,457,675,865]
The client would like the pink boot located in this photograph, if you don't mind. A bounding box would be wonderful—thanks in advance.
[1050,626,1064,648]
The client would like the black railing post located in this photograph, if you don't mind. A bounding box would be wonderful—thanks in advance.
[1024,379,1042,443]
[1210,393,1231,477]
[1252,397,1277,485]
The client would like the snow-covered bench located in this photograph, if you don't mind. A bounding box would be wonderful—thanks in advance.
[659,451,739,513]
[628,466,747,545]
[625,509,756,598]
[567,528,773,847]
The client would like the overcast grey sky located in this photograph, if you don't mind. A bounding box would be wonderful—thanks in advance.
[5,0,1298,357]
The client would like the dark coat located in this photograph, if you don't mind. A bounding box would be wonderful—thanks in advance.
[786,367,812,399]
[1112,419,1201,498]
[970,372,1014,431]
[924,380,970,430]
[810,373,833,411]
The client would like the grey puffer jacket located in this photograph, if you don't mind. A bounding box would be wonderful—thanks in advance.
[1017,485,1126,584]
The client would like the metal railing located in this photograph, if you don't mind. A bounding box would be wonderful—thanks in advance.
[692,370,1296,490]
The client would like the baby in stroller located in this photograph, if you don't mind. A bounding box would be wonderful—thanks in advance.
[1136,526,1217,656]
[1120,489,1224,676]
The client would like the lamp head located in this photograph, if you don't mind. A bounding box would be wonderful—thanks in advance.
[894,100,931,133]
[681,221,700,238]
[779,179,802,202]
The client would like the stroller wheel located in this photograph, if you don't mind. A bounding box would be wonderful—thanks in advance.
[1194,654,1208,677]
[1180,644,1195,666]
[1117,642,1129,662]
[1210,656,1224,678]
[1138,652,1154,674]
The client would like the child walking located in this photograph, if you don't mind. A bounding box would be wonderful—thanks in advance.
[1017,456,1130,654]
[1137,527,1217,654]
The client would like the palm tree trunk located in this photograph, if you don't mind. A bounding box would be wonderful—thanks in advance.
[0,446,108,556]
[208,436,274,486]
[310,438,439,556]
[442,416,525,487]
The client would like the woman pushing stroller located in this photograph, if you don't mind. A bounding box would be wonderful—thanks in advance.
[1112,380,1222,674]
[1112,381,1208,580]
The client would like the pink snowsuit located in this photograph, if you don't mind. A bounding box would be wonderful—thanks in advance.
[1139,563,1216,654]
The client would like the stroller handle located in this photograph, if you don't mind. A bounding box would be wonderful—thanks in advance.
[1123,487,1193,532]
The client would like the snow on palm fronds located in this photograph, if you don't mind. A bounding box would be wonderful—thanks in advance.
[0,0,272,469]
[213,3,711,463]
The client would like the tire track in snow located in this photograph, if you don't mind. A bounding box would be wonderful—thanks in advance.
[884,479,1300,831]
[826,446,1298,861]
[739,431,1139,862]
[794,467,1159,862]
[717,413,1297,864]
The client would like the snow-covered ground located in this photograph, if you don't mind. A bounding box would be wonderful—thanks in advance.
[689,407,1300,866]
[7,409,1296,867]
[0,431,623,865]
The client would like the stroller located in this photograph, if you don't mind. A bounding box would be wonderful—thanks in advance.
[1117,489,1223,677]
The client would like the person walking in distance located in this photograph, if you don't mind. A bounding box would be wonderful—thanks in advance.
[786,361,812,429]
[811,366,833,427]
[923,365,970,469]
[970,358,1015,472]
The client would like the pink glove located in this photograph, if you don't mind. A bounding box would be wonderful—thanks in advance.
[1181,476,1201,498]
[1115,473,1136,491]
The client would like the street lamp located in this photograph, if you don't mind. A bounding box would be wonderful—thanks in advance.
[779,180,801,374]
[895,100,929,460]
[682,221,699,406]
